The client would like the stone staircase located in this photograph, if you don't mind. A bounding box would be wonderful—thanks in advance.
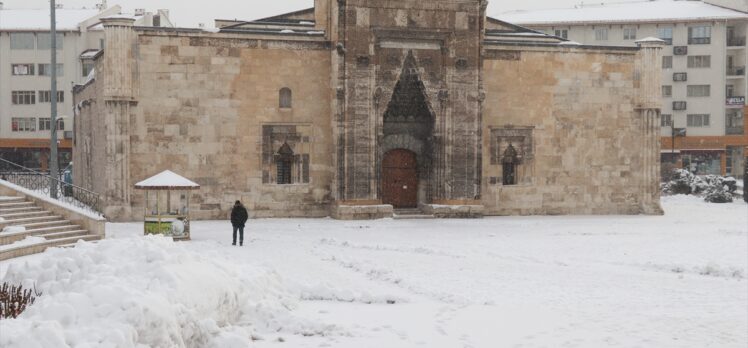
[393,208,435,220]
[0,196,102,261]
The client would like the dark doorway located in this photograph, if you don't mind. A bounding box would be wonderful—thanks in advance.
[382,149,418,208]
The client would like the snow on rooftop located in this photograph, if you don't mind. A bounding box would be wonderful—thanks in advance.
[0,8,101,31]
[498,0,748,26]
[135,170,200,189]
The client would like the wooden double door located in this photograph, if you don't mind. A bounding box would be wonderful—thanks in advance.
[382,149,419,208]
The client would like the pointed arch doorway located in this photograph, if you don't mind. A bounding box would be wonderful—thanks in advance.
[379,50,435,209]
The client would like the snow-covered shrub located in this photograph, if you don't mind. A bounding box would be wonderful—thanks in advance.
[662,169,693,195]
[662,169,737,203]
[704,185,734,203]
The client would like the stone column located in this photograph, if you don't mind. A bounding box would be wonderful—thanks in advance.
[101,17,138,220]
[635,38,666,215]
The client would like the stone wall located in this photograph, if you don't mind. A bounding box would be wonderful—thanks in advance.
[76,25,335,221]
[482,44,663,215]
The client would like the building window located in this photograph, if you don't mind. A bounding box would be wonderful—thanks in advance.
[11,91,36,105]
[275,143,294,185]
[38,91,64,103]
[554,29,568,39]
[36,33,64,50]
[490,127,533,186]
[673,101,687,110]
[661,114,673,127]
[686,85,710,97]
[502,144,519,186]
[623,28,637,40]
[687,114,710,127]
[38,64,64,77]
[594,28,608,41]
[687,56,710,68]
[673,73,687,82]
[662,56,673,69]
[657,27,673,45]
[662,85,672,97]
[726,110,744,135]
[279,88,292,108]
[10,33,35,50]
[38,118,65,131]
[11,64,35,76]
[688,26,711,44]
[682,152,721,175]
[262,125,311,185]
[11,118,37,132]
[82,61,95,77]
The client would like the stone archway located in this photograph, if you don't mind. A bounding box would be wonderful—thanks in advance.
[379,51,435,207]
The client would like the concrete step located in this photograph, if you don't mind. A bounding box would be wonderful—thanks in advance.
[0,215,64,228]
[393,214,436,220]
[0,207,42,214]
[0,211,52,219]
[0,224,83,244]
[0,202,35,208]
[41,230,90,241]
[0,197,25,202]
[0,234,102,261]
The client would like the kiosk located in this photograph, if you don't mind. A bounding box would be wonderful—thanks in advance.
[134,170,200,241]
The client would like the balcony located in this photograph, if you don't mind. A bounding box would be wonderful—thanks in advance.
[726,110,745,135]
[727,96,746,106]
[727,66,745,77]
[727,36,746,47]
[726,126,745,135]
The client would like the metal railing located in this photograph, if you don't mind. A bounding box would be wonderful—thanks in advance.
[728,36,746,47]
[0,157,101,215]
[727,66,746,76]
[726,127,745,135]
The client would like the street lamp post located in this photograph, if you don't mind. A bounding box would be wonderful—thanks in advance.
[50,0,59,198]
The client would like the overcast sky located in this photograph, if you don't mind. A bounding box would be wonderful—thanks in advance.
[1,0,646,28]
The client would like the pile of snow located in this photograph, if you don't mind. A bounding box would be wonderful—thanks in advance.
[661,169,737,203]
[2,225,26,234]
[0,236,46,252]
[0,236,337,347]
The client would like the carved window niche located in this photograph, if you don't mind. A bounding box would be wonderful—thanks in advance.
[502,144,519,186]
[279,88,292,109]
[262,125,311,185]
[489,127,534,186]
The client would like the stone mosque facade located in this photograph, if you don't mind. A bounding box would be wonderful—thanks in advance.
[73,0,664,221]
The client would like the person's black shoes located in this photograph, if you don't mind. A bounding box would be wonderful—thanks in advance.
[240,242,243,246]
[232,242,236,246]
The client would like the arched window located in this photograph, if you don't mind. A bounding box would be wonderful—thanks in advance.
[276,142,294,184]
[502,144,519,186]
[279,88,292,108]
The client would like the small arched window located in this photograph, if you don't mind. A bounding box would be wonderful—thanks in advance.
[279,88,292,108]
[276,142,294,184]
[502,144,519,186]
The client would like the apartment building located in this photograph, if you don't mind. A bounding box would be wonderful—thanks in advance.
[500,0,748,179]
[0,2,173,170]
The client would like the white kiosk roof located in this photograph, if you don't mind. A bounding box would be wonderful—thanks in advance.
[134,170,200,190]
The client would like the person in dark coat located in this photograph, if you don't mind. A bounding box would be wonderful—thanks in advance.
[230,200,249,246]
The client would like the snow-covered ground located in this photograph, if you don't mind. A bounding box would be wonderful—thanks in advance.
[1,196,746,348]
